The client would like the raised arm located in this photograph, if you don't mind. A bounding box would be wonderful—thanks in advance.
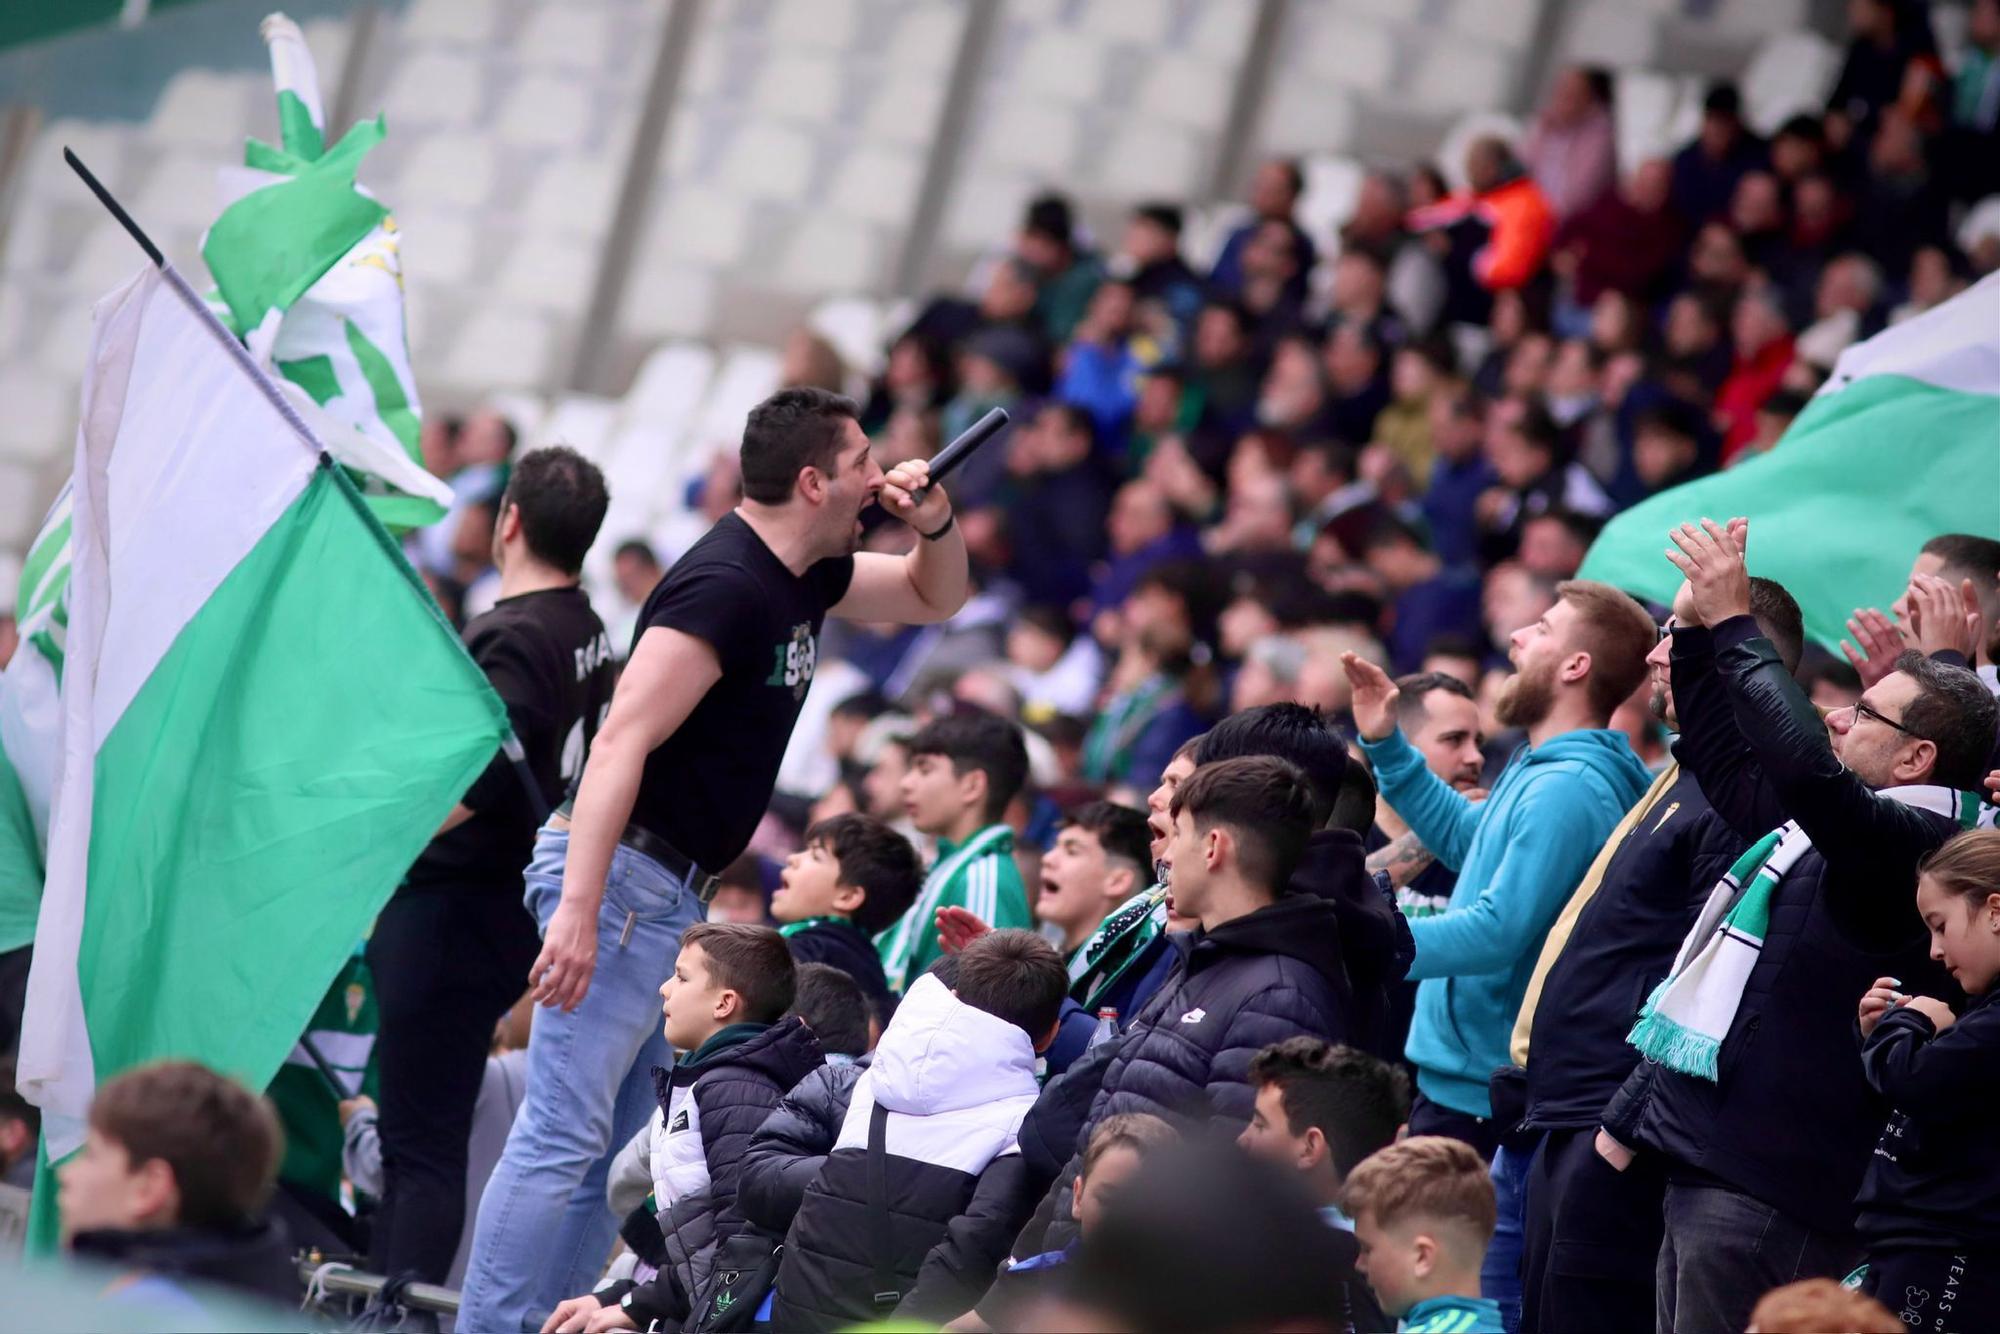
[829,459,968,625]
[1344,654,1480,868]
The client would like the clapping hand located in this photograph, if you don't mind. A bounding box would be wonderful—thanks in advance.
[1664,518,1752,627]
[935,905,992,954]
[1340,652,1401,742]
[1841,607,1907,689]
[1901,572,1983,660]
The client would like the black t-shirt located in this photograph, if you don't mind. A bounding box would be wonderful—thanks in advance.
[405,586,616,895]
[630,513,854,872]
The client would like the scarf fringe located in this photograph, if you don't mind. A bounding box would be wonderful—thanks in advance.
[1627,1009,1721,1080]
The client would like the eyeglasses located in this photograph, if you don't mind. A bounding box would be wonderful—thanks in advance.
[1849,698,1919,737]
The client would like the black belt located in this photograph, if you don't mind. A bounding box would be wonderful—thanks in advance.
[554,801,721,902]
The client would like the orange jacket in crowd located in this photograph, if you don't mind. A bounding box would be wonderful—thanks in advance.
[1410,173,1558,292]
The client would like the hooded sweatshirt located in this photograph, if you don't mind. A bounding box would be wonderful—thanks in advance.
[1363,725,1651,1117]
[771,975,1043,1329]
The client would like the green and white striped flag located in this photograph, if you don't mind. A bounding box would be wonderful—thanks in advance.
[1580,273,2000,647]
[17,261,505,1249]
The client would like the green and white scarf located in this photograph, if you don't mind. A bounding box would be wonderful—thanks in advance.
[1629,786,1991,1080]
[1068,883,1169,1010]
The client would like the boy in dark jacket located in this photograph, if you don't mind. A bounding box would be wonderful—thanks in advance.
[769,930,1067,1329]
[1853,829,2000,1329]
[775,814,923,1021]
[1599,523,1999,1334]
[1022,755,1350,1257]
[546,923,822,1333]
[59,1061,296,1314]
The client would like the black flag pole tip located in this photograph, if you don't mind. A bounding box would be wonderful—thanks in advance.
[65,147,165,268]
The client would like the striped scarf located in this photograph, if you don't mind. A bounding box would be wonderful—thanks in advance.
[1629,786,1991,1080]
[1067,883,1169,1010]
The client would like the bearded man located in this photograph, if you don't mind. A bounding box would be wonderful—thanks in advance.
[1340,579,1657,1154]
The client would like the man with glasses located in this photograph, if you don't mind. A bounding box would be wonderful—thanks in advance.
[1593,518,1998,1334]
[1508,576,1804,1334]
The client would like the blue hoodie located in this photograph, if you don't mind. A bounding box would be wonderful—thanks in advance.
[1362,726,1651,1117]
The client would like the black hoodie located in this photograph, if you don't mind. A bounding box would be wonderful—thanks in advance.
[70,1218,297,1309]
[1017,893,1352,1255]
[1290,829,1415,1065]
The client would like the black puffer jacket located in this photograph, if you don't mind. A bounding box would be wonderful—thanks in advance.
[71,1218,297,1309]
[1019,893,1351,1255]
[1604,619,1975,1235]
[1291,828,1414,1064]
[738,1058,868,1237]
[614,1018,825,1324]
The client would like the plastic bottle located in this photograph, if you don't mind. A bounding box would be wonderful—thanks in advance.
[1084,1006,1120,1052]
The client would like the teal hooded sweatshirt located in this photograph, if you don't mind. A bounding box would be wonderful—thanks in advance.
[1363,725,1652,1118]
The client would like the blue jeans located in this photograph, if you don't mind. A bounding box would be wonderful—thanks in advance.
[1482,1138,1537,1334]
[455,825,700,1333]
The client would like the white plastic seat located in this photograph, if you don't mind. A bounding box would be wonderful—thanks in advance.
[442,309,553,393]
[1561,3,1661,68]
[1185,4,1255,62]
[885,9,963,72]
[1740,31,1842,136]
[132,154,232,230]
[775,217,882,296]
[696,345,784,445]
[1099,123,1202,201]
[523,158,621,237]
[1298,16,1398,96]
[749,54,845,124]
[399,0,498,47]
[394,134,498,211]
[382,52,483,128]
[1296,155,1367,246]
[769,0,861,51]
[620,261,719,341]
[538,393,621,462]
[717,123,816,203]
[1075,0,1174,46]
[646,190,753,269]
[943,174,1034,251]
[394,210,481,289]
[979,100,1083,176]
[1255,80,1357,157]
[493,235,597,316]
[1448,0,1538,50]
[496,77,593,152]
[1409,42,1515,115]
[1015,30,1108,104]
[826,146,922,227]
[809,296,887,378]
[144,70,253,149]
[1616,69,1684,172]
[0,368,73,465]
[863,78,946,147]
[514,7,615,71]
[1133,53,1234,132]
[624,341,716,428]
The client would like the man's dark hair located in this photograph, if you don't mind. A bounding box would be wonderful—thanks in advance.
[1922,535,2000,627]
[1513,397,1564,454]
[1892,652,2000,790]
[953,928,1067,1041]
[1359,513,1430,557]
[680,922,797,1023]
[613,538,660,569]
[1135,201,1183,234]
[1043,400,1098,448]
[88,1061,281,1228]
[1062,801,1153,876]
[1017,603,1075,649]
[1170,756,1317,891]
[1197,703,1350,827]
[0,1056,41,1139]
[1748,576,1806,674]
[1802,655,1863,696]
[1199,296,1253,336]
[831,690,891,723]
[1325,761,1378,838]
[499,446,609,575]
[1703,82,1742,117]
[1580,65,1614,107]
[1023,192,1075,247]
[1249,1037,1411,1178]
[1635,398,1708,445]
[787,962,869,1058]
[1272,157,1305,198]
[907,713,1031,821]
[804,813,924,935]
[739,387,861,506]
[1395,670,1476,732]
[1524,507,1603,549]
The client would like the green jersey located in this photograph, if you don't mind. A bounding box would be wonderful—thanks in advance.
[877,824,1029,993]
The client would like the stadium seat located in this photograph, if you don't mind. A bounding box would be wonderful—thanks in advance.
[1183,203,1249,273]
[443,308,554,392]
[383,52,484,128]
[863,77,947,147]
[776,216,882,295]
[646,191,753,269]
[1133,53,1235,133]
[396,210,482,289]
[1016,30,1109,105]
[625,341,716,427]
[1740,31,1843,136]
[0,463,42,550]
[131,154,230,230]
[522,158,622,238]
[827,146,923,227]
[718,123,817,203]
[1296,155,1366,246]
[1410,42,1516,115]
[1710,0,1808,35]
[1562,2,1661,68]
[1075,0,1175,47]
[514,6,616,71]
[944,173,1035,252]
[1100,122,1203,201]
[495,77,595,152]
[696,344,783,445]
[1616,69,1684,171]
[1298,16,1398,97]
[1447,0,1539,50]
[70,225,150,294]
[537,393,621,462]
[395,134,499,211]
[750,54,847,124]
[770,0,861,51]
[809,295,889,378]
[621,261,720,341]
[0,368,73,464]
[884,8,963,73]
[494,234,598,314]
[980,101,1084,176]
[144,70,253,149]
[1256,81,1357,157]
[1184,3,1255,62]
[399,0,500,48]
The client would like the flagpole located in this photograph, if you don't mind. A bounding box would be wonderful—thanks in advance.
[62,148,162,266]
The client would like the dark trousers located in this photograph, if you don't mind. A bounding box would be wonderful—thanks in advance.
[1409,1090,1502,1161]
[1656,1180,1859,1334]
[0,944,29,1058]
[366,889,538,1284]
[1520,1126,1665,1334]
[1865,1246,2000,1334]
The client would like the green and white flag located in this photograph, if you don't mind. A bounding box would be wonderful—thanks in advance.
[1579,273,2000,649]
[16,261,505,1248]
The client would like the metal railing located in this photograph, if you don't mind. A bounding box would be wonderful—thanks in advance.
[297,1254,462,1318]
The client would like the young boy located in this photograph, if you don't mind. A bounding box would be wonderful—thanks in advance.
[57,1060,295,1310]
[1342,1136,1503,1334]
[1034,802,1154,958]
[879,713,1034,992]
[789,962,872,1064]
[547,923,822,1333]
[1239,1037,1411,1333]
[775,813,923,1016]
[771,929,1068,1328]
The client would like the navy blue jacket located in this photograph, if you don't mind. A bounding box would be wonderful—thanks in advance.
[784,918,893,1018]
[1857,992,2000,1249]
[1522,763,1747,1132]
[1605,619,1964,1234]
